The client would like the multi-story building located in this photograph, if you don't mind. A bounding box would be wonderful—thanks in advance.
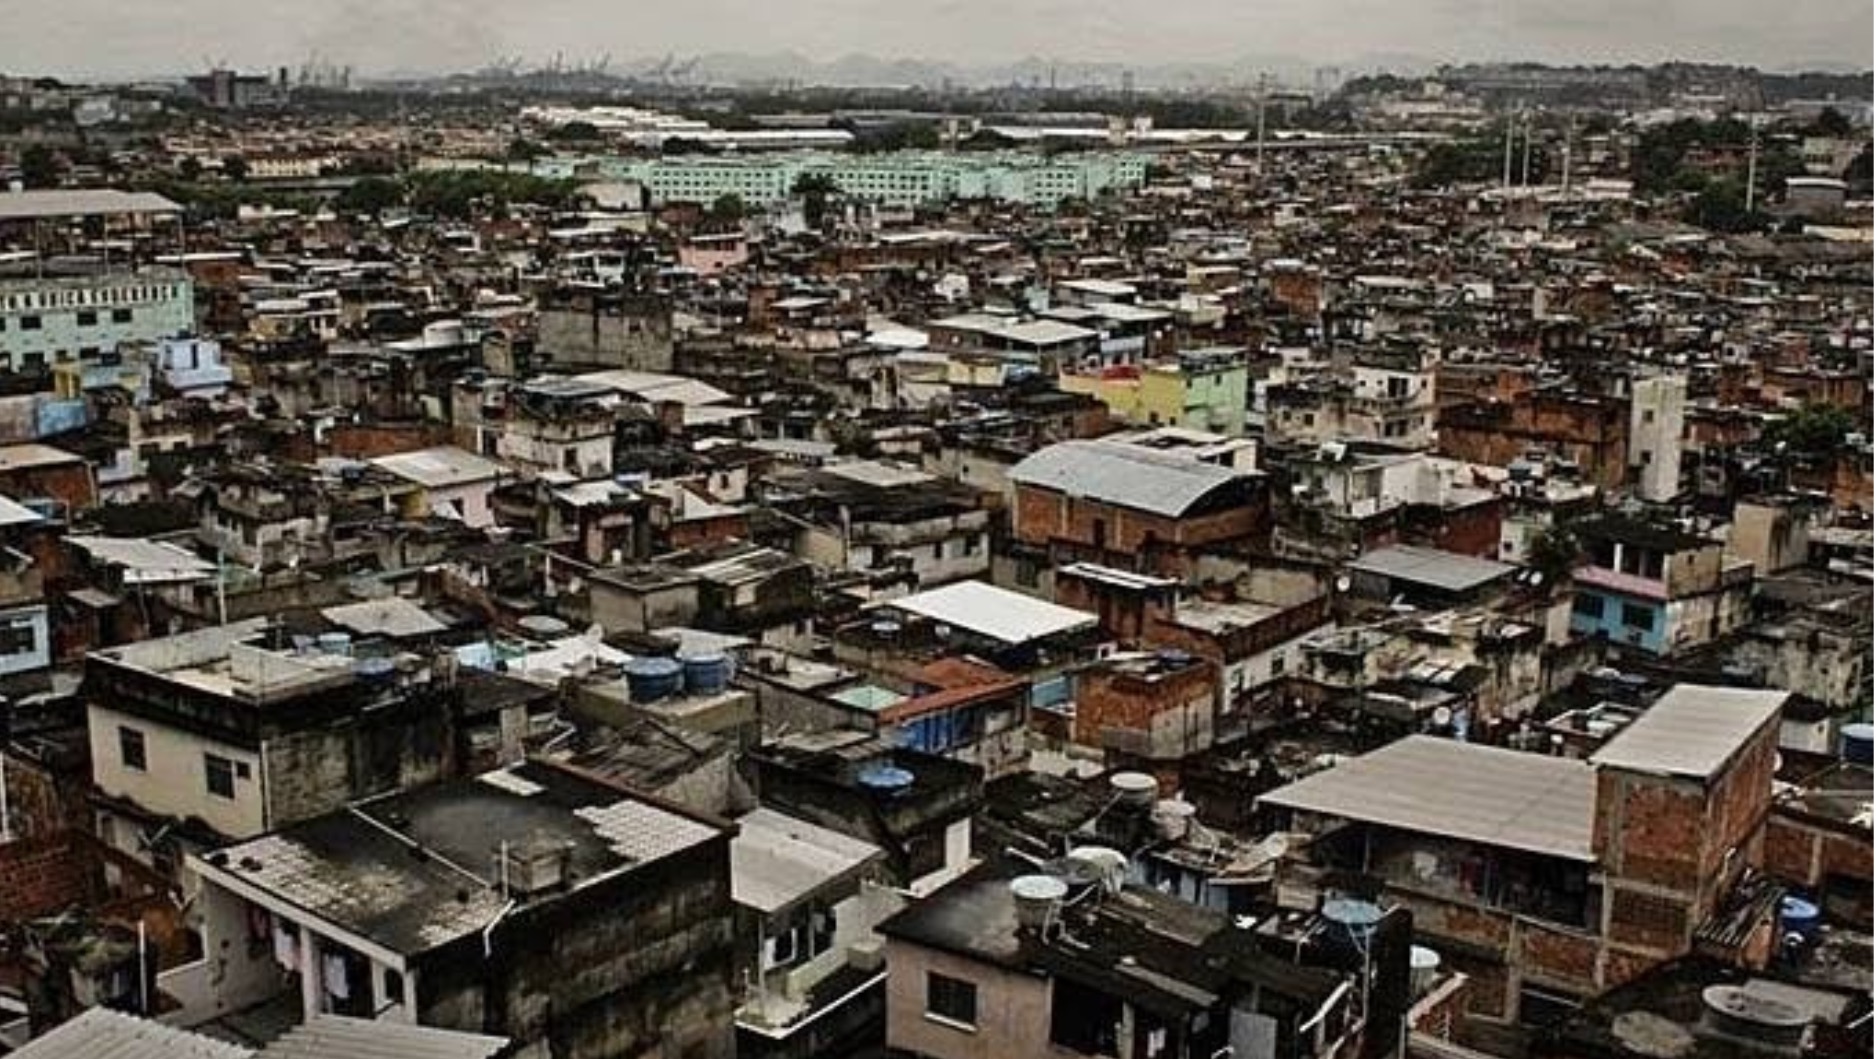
[82,620,463,872]
[554,151,1152,209]
[175,761,737,1059]
[1059,348,1248,437]
[1569,514,1754,655]
[0,271,194,372]
[1260,684,1787,1024]
[1008,436,1268,578]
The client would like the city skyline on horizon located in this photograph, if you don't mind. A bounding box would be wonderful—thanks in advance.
[3,0,1871,82]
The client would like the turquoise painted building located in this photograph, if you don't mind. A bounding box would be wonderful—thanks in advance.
[0,270,195,372]
[534,150,1152,208]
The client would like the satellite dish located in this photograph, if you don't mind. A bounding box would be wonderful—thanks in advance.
[1432,706,1453,727]
[1334,575,1353,593]
[1529,571,1546,586]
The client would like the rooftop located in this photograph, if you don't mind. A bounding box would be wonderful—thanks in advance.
[1009,438,1255,518]
[1348,545,1518,594]
[1591,684,1788,780]
[1259,735,1598,861]
[879,580,1097,646]
[7,1007,252,1059]
[257,1015,508,1059]
[0,188,182,221]
[731,807,882,915]
[193,761,723,958]
[369,446,505,489]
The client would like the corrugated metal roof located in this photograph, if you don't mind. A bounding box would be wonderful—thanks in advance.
[10,1008,253,1059]
[258,1015,506,1059]
[1348,545,1516,593]
[1590,684,1786,779]
[0,189,181,220]
[1258,736,1597,861]
[732,807,882,915]
[884,580,1096,646]
[1009,439,1251,518]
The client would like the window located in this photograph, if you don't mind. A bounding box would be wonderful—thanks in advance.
[926,972,977,1028]
[119,727,147,771]
[1620,603,1653,630]
[1270,651,1287,677]
[19,315,40,331]
[1573,594,1603,618]
[112,308,133,324]
[76,310,98,327]
[1641,409,1656,425]
[205,753,237,799]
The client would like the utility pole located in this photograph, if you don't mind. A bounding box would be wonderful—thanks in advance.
[1520,111,1534,186]
[1562,113,1576,198]
[1255,73,1269,175]
[1502,111,1515,189]
[1744,117,1761,214]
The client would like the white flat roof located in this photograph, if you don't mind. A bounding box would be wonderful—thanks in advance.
[884,580,1097,646]
[370,446,504,488]
[731,807,881,915]
[1259,736,1597,861]
[1590,684,1787,779]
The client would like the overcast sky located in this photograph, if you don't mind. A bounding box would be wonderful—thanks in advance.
[6,0,1870,79]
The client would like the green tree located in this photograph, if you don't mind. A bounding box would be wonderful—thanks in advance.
[177,156,203,181]
[792,172,839,229]
[506,138,548,163]
[707,193,747,225]
[1806,107,1853,138]
[1683,178,1762,233]
[547,120,600,142]
[1526,523,1582,589]
[222,155,249,181]
[1765,404,1859,460]
[18,144,59,189]
[336,175,404,216]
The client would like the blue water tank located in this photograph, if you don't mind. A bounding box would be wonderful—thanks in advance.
[680,652,732,696]
[856,764,915,797]
[1840,723,1873,765]
[624,657,684,702]
[1779,895,1821,943]
[354,657,397,684]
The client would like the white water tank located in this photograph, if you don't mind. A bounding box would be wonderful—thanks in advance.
[1109,771,1158,809]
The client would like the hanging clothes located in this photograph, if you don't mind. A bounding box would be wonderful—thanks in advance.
[273,922,299,973]
[323,953,350,1001]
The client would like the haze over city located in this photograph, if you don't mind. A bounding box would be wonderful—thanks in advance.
[4,0,1872,80]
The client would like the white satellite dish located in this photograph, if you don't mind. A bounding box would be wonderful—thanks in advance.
[1335,575,1353,593]
[1432,706,1453,727]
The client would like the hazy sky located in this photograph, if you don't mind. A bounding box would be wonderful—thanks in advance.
[6,0,1870,78]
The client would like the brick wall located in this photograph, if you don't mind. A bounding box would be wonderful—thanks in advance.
[0,832,103,920]
[1072,661,1218,762]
